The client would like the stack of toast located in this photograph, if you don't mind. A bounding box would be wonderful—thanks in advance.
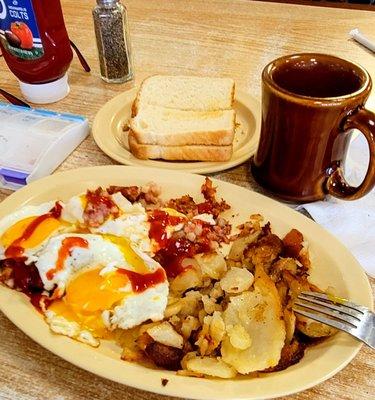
[128,76,236,162]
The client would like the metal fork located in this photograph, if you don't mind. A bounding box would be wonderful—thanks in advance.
[293,291,375,349]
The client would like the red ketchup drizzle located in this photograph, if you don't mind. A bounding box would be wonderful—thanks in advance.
[83,189,120,227]
[0,258,47,311]
[6,214,53,258]
[50,202,63,218]
[148,210,211,278]
[155,238,196,278]
[148,210,184,248]
[86,190,119,214]
[86,189,116,208]
[118,268,166,292]
[46,237,89,280]
[5,202,63,258]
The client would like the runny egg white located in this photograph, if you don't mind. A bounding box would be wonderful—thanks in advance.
[61,192,152,252]
[38,233,168,346]
[0,193,212,348]
[0,202,70,263]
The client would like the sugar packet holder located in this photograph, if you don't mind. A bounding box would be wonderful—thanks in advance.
[0,103,89,190]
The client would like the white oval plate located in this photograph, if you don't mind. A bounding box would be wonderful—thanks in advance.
[92,88,260,174]
[0,166,372,400]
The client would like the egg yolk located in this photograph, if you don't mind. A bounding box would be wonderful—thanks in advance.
[161,208,187,219]
[79,194,88,209]
[49,268,130,338]
[1,215,61,252]
[103,234,149,274]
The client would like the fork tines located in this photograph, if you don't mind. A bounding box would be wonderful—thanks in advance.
[292,291,375,349]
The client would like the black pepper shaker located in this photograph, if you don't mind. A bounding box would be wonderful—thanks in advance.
[92,0,134,83]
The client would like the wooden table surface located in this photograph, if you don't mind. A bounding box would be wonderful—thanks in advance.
[0,1,374,399]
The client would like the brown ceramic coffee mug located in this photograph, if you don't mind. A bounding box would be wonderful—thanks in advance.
[251,53,375,202]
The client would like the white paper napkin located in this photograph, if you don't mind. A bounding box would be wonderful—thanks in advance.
[302,134,374,277]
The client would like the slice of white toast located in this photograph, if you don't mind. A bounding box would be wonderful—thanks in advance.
[129,105,235,146]
[128,131,233,161]
[133,75,235,114]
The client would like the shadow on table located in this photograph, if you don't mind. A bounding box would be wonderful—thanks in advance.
[254,0,375,11]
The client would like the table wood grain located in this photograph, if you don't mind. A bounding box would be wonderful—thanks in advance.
[0,1,374,399]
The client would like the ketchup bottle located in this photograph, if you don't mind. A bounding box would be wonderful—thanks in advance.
[0,0,73,104]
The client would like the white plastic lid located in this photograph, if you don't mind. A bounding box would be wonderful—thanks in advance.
[18,74,70,104]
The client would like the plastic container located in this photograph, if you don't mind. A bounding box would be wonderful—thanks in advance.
[0,101,89,190]
[0,0,73,104]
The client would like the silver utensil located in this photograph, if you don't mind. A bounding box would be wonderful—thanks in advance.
[293,291,375,349]
[296,206,315,221]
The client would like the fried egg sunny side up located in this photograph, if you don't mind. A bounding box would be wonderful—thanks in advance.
[0,201,68,263]
[0,191,171,347]
[43,234,168,347]
[61,191,151,252]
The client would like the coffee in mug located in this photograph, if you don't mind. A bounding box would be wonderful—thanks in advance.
[251,53,375,202]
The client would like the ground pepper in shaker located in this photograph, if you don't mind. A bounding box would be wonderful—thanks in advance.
[92,0,134,83]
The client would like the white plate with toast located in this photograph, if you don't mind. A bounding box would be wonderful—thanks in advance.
[92,87,260,174]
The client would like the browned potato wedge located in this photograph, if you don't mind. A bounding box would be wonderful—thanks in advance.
[145,341,184,370]
[194,252,227,280]
[227,231,261,262]
[221,266,286,373]
[170,266,203,293]
[147,322,184,349]
[296,318,337,338]
[185,356,237,378]
[263,339,306,372]
[281,271,336,338]
[220,267,254,294]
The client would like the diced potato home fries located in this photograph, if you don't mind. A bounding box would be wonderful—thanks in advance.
[114,180,336,378]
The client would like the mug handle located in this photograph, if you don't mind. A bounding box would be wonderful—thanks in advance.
[326,107,375,200]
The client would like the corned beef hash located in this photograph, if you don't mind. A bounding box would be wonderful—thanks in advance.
[0,178,335,378]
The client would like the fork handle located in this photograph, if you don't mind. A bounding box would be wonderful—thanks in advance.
[359,312,375,350]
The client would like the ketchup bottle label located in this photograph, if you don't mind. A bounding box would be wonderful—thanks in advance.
[0,0,44,60]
